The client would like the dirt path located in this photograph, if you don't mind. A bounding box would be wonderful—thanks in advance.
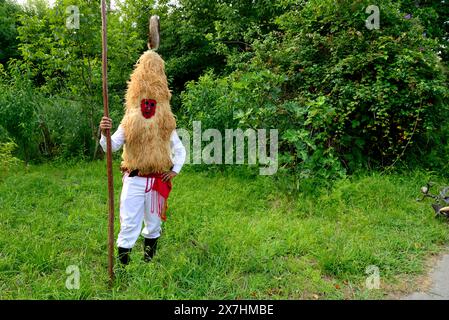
[401,252,449,300]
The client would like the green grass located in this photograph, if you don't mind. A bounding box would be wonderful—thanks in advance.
[0,161,448,299]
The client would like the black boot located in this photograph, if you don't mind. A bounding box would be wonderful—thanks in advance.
[144,237,158,262]
[118,247,132,265]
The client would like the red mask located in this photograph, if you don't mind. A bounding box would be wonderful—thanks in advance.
[140,99,157,119]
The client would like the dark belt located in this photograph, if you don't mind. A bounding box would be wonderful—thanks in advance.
[127,168,173,178]
[128,169,140,177]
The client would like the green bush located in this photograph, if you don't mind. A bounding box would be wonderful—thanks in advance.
[0,0,21,65]
[0,140,22,180]
[0,71,42,162]
[0,69,107,162]
[181,0,449,181]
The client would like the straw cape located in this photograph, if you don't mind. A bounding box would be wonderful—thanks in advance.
[120,50,177,175]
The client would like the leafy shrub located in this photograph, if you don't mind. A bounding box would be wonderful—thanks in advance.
[181,0,448,181]
[270,0,448,169]
[0,140,22,180]
[0,71,42,162]
[0,68,110,162]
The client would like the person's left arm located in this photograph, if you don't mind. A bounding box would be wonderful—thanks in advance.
[162,130,186,182]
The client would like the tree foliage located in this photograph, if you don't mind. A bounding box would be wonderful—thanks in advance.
[0,0,22,64]
[0,0,447,178]
[182,0,449,178]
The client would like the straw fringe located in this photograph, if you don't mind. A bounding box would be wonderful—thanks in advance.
[121,50,176,174]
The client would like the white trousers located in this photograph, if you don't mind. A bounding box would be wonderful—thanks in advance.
[117,174,163,249]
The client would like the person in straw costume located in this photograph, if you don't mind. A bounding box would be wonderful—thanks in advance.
[99,50,186,265]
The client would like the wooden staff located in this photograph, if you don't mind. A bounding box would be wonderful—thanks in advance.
[100,0,114,285]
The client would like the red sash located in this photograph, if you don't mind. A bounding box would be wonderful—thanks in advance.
[140,173,172,221]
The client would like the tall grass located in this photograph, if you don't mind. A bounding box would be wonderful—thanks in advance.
[0,161,448,299]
